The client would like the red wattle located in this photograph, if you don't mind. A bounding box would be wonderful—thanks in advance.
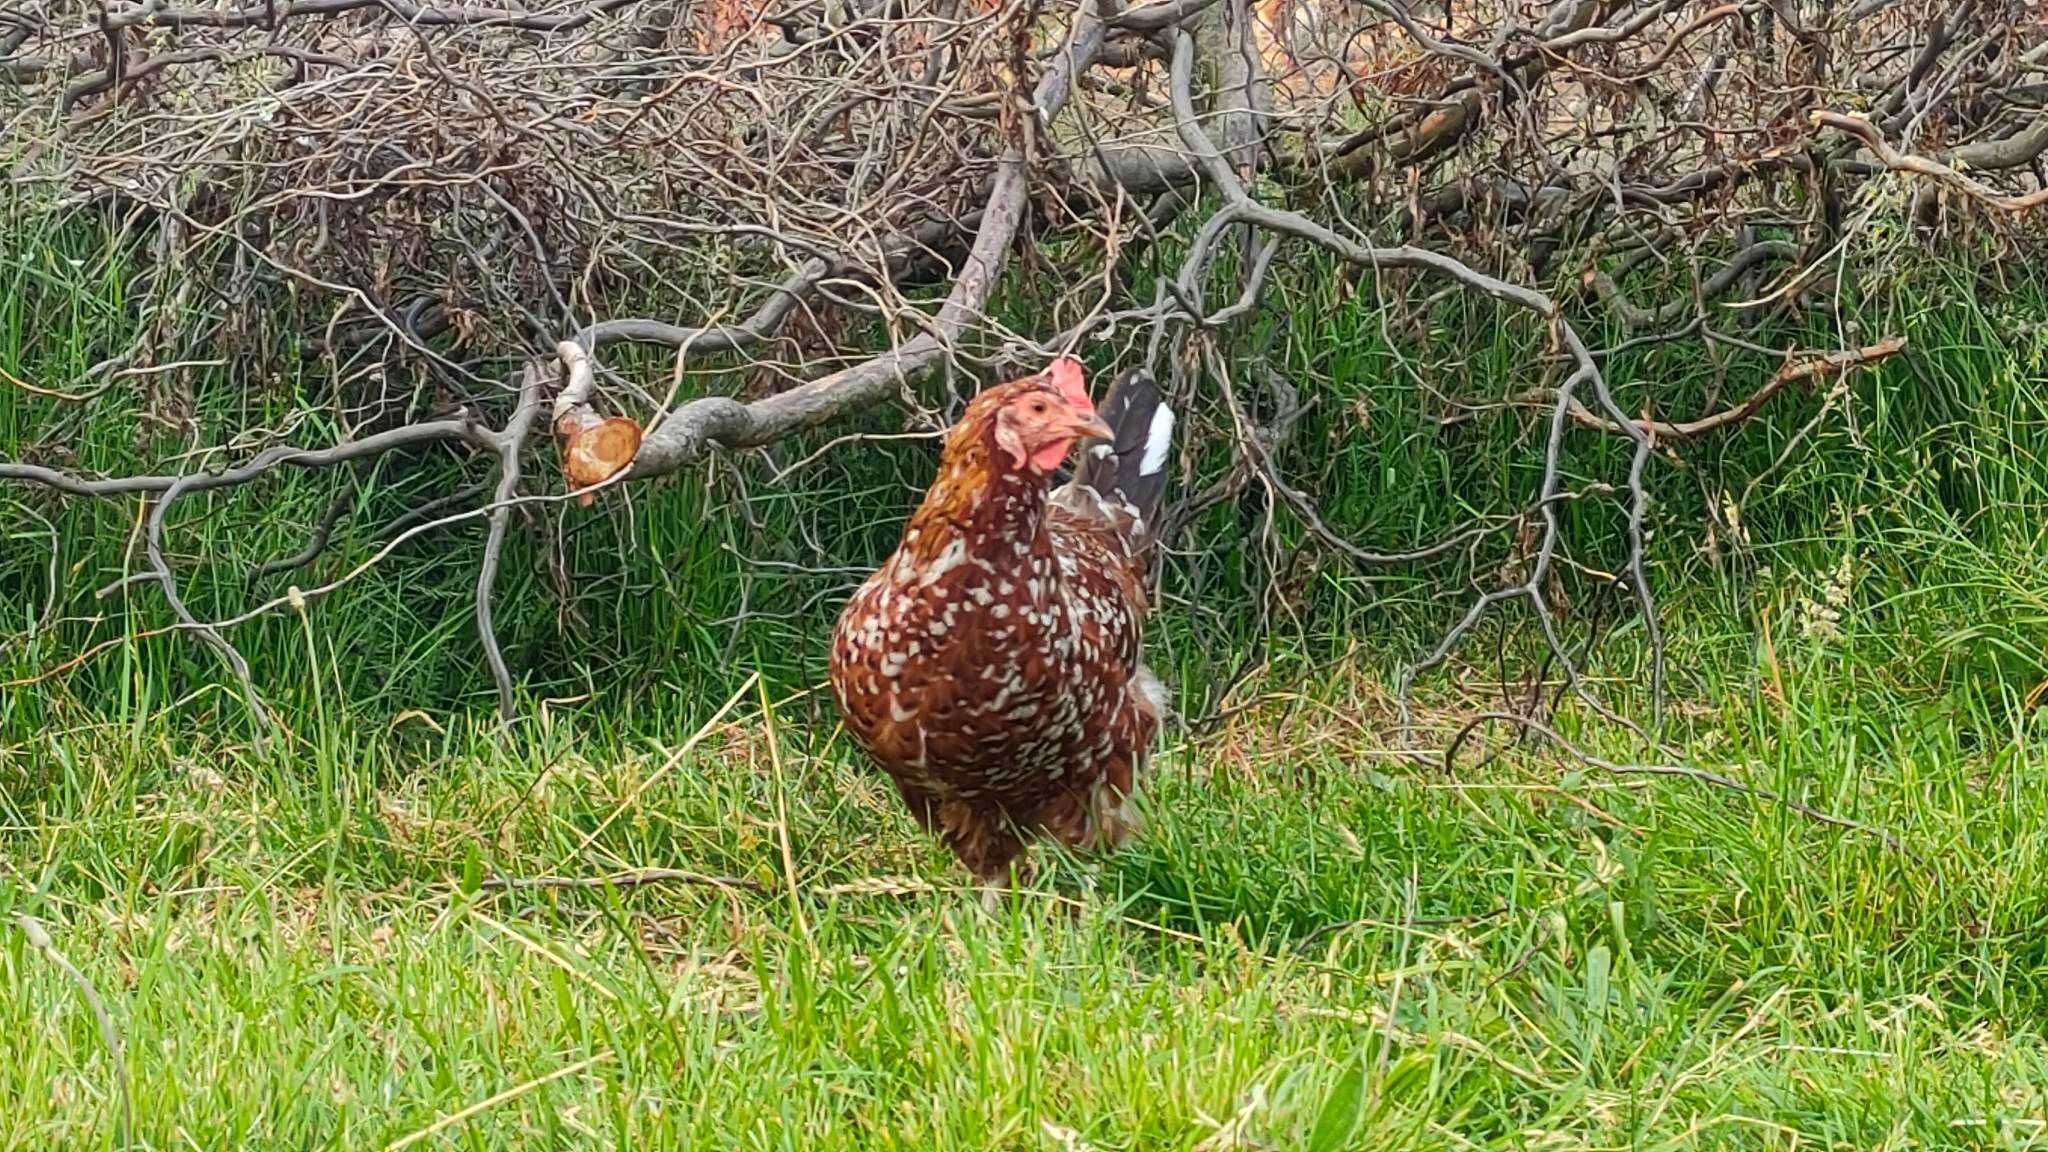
[1030,438,1074,472]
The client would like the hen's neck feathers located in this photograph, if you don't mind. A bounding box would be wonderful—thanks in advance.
[898,420,1049,568]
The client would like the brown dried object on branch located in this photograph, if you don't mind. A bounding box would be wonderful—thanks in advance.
[557,413,642,506]
[550,341,640,505]
[829,360,1176,884]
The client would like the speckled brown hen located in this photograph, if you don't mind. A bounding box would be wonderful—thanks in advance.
[829,359,1175,884]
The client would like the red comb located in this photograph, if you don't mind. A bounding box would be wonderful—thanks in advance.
[1045,356,1090,410]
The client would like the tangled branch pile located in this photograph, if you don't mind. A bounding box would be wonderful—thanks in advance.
[2,0,2042,734]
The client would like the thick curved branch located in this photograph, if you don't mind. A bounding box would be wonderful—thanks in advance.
[1110,0,1225,32]
[563,9,1107,481]
[1814,110,2048,211]
[477,367,547,720]
[100,0,642,32]
[250,486,356,581]
[628,159,1031,475]
[0,419,492,497]
[1946,114,2048,171]
[1587,241,1798,331]
[570,260,829,356]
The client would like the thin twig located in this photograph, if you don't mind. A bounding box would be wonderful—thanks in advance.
[17,915,132,1149]
[382,1051,614,1152]
[478,869,765,893]
[1521,336,1908,439]
[1444,711,1903,850]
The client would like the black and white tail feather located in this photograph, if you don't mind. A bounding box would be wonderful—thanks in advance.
[1056,367,1175,730]
[1062,369,1173,550]
[1056,368,1176,818]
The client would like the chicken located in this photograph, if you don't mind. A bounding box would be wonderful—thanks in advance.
[828,358,1175,884]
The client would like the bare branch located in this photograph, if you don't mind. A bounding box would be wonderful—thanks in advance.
[1525,336,1909,440]
[478,368,548,720]
[1814,110,2048,212]
[15,916,131,1148]
[1446,711,1903,851]
[4,0,2040,747]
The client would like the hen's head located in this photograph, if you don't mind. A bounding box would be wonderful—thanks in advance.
[956,357,1112,476]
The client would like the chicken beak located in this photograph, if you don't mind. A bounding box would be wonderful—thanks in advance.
[1073,412,1113,441]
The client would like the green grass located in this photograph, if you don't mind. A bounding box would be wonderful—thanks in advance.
[9,210,2048,1148]
[9,657,2048,1149]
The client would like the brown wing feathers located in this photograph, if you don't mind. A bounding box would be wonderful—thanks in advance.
[828,365,1171,882]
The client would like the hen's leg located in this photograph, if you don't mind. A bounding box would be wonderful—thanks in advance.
[1082,676,1163,851]
[892,779,943,834]
[1032,762,1140,855]
[1087,754,1142,851]
[936,799,1029,897]
[973,848,1037,916]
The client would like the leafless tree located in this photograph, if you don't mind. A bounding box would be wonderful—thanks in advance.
[2,0,2037,746]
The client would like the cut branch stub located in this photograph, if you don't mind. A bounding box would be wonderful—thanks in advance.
[557,413,642,505]
[550,339,639,505]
